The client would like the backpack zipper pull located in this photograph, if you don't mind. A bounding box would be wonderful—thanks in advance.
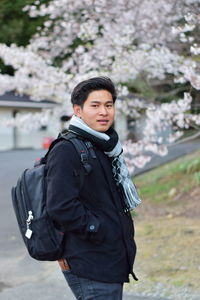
[25,211,34,239]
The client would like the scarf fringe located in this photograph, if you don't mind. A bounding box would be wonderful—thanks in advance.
[123,180,142,210]
[112,156,141,211]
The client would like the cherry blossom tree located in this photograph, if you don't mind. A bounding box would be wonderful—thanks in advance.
[122,93,200,173]
[0,0,200,172]
[2,0,198,95]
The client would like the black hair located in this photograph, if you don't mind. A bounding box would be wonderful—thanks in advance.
[71,76,117,107]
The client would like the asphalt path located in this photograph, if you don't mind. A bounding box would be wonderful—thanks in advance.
[1,142,199,300]
[134,139,200,175]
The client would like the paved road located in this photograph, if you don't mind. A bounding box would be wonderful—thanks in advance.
[134,139,200,175]
[3,143,199,300]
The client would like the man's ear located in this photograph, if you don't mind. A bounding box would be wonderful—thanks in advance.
[73,104,82,117]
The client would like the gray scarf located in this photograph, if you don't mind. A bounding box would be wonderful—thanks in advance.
[69,115,141,211]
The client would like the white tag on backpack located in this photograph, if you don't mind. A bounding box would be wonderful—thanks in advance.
[25,229,33,239]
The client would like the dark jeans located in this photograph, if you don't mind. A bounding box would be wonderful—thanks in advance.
[62,270,123,300]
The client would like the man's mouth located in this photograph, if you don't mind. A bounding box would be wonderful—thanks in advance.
[97,120,109,124]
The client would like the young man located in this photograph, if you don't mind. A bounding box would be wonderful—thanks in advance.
[46,77,141,300]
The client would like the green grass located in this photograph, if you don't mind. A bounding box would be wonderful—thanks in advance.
[134,150,200,204]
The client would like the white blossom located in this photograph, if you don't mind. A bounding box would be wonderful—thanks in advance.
[0,0,200,172]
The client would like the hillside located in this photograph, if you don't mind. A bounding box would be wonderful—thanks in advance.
[125,150,200,299]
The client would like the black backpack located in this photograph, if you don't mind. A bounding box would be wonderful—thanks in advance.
[11,133,95,261]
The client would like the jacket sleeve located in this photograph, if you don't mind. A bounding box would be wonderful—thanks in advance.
[46,140,104,241]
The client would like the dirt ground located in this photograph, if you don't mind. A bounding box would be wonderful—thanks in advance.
[136,186,200,220]
[128,185,200,296]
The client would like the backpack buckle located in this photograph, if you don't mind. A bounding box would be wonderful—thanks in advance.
[80,152,92,173]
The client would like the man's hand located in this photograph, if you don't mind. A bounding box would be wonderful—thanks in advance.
[58,258,70,271]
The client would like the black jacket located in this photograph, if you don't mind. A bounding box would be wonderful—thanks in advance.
[46,138,137,283]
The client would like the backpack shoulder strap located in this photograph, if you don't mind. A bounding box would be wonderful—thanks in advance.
[40,132,95,190]
[42,132,95,175]
[61,133,94,174]
[38,137,65,165]
[40,132,79,164]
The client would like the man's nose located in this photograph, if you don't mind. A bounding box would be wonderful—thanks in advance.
[99,106,108,115]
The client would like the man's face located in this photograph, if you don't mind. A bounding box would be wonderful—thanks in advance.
[73,90,115,132]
